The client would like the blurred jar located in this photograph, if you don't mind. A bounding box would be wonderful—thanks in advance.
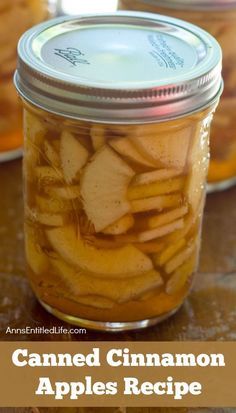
[118,0,236,190]
[0,0,49,162]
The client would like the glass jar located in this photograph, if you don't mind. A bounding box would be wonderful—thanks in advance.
[0,0,49,162]
[15,13,222,331]
[118,0,236,190]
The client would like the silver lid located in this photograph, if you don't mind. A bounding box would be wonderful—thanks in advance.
[140,0,236,10]
[15,12,222,124]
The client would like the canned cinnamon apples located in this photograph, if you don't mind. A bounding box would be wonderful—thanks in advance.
[0,0,49,162]
[15,13,222,331]
[119,0,236,190]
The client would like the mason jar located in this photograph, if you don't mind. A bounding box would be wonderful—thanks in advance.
[15,13,222,331]
[0,0,49,162]
[118,1,236,191]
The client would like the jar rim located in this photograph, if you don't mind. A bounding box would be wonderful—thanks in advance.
[15,12,223,123]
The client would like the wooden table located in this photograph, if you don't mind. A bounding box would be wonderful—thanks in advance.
[0,159,235,413]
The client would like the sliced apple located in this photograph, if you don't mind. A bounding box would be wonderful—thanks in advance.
[133,241,165,254]
[74,295,115,309]
[130,126,191,169]
[26,207,64,227]
[133,168,182,186]
[153,238,186,267]
[81,145,135,232]
[35,166,63,185]
[148,205,188,229]
[102,214,134,235]
[25,225,48,275]
[91,235,165,254]
[88,235,165,254]
[60,130,89,183]
[186,125,209,212]
[44,140,60,168]
[47,225,153,277]
[128,177,185,200]
[51,258,162,303]
[24,146,40,181]
[85,236,124,249]
[36,195,72,214]
[131,194,182,213]
[137,218,184,242]
[24,110,46,146]
[165,199,203,244]
[165,240,197,274]
[109,137,157,167]
[35,213,64,227]
[90,124,106,150]
[45,185,80,200]
[166,254,196,295]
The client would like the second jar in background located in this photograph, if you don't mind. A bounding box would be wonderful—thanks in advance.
[118,0,236,190]
[0,0,49,162]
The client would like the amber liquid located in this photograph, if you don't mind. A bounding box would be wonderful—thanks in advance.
[23,102,214,325]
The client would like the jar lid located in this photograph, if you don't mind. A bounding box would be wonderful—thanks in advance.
[140,0,236,10]
[15,12,222,123]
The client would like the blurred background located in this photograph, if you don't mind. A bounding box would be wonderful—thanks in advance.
[52,0,118,14]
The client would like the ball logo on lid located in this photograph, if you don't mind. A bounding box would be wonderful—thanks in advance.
[54,47,90,67]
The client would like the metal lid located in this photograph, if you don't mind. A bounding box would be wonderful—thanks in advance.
[140,0,236,10]
[15,12,222,123]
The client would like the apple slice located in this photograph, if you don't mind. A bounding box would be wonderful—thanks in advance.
[133,241,165,254]
[186,125,209,212]
[34,213,64,227]
[45,185,80,200]
[165,240,197,274]
[102,214,134,235]
[165,198,203,244]
[35,166,63,185]
[166,254,196,295]
[131,194,182,213]
[137,218,184,242]
[128,177,185,200]
[24,110,46,146]
[25,225,48,275]
[133,168,182,186]
[74,295,115,309]
[47,225,153,277]
[26,207,64,227]
[84,236,124,249]
[130,126,191,168]
[90,124,106,150]
[60,130,89,183]
[148,205,188,229]
[51,258,162,303]
[44,140,60,168]
[91,235,165,254]
[24,111,43,170]
[109,137,157,167]
[36,195,72,214]
[153,238,186,267]
[81,145,135,232]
